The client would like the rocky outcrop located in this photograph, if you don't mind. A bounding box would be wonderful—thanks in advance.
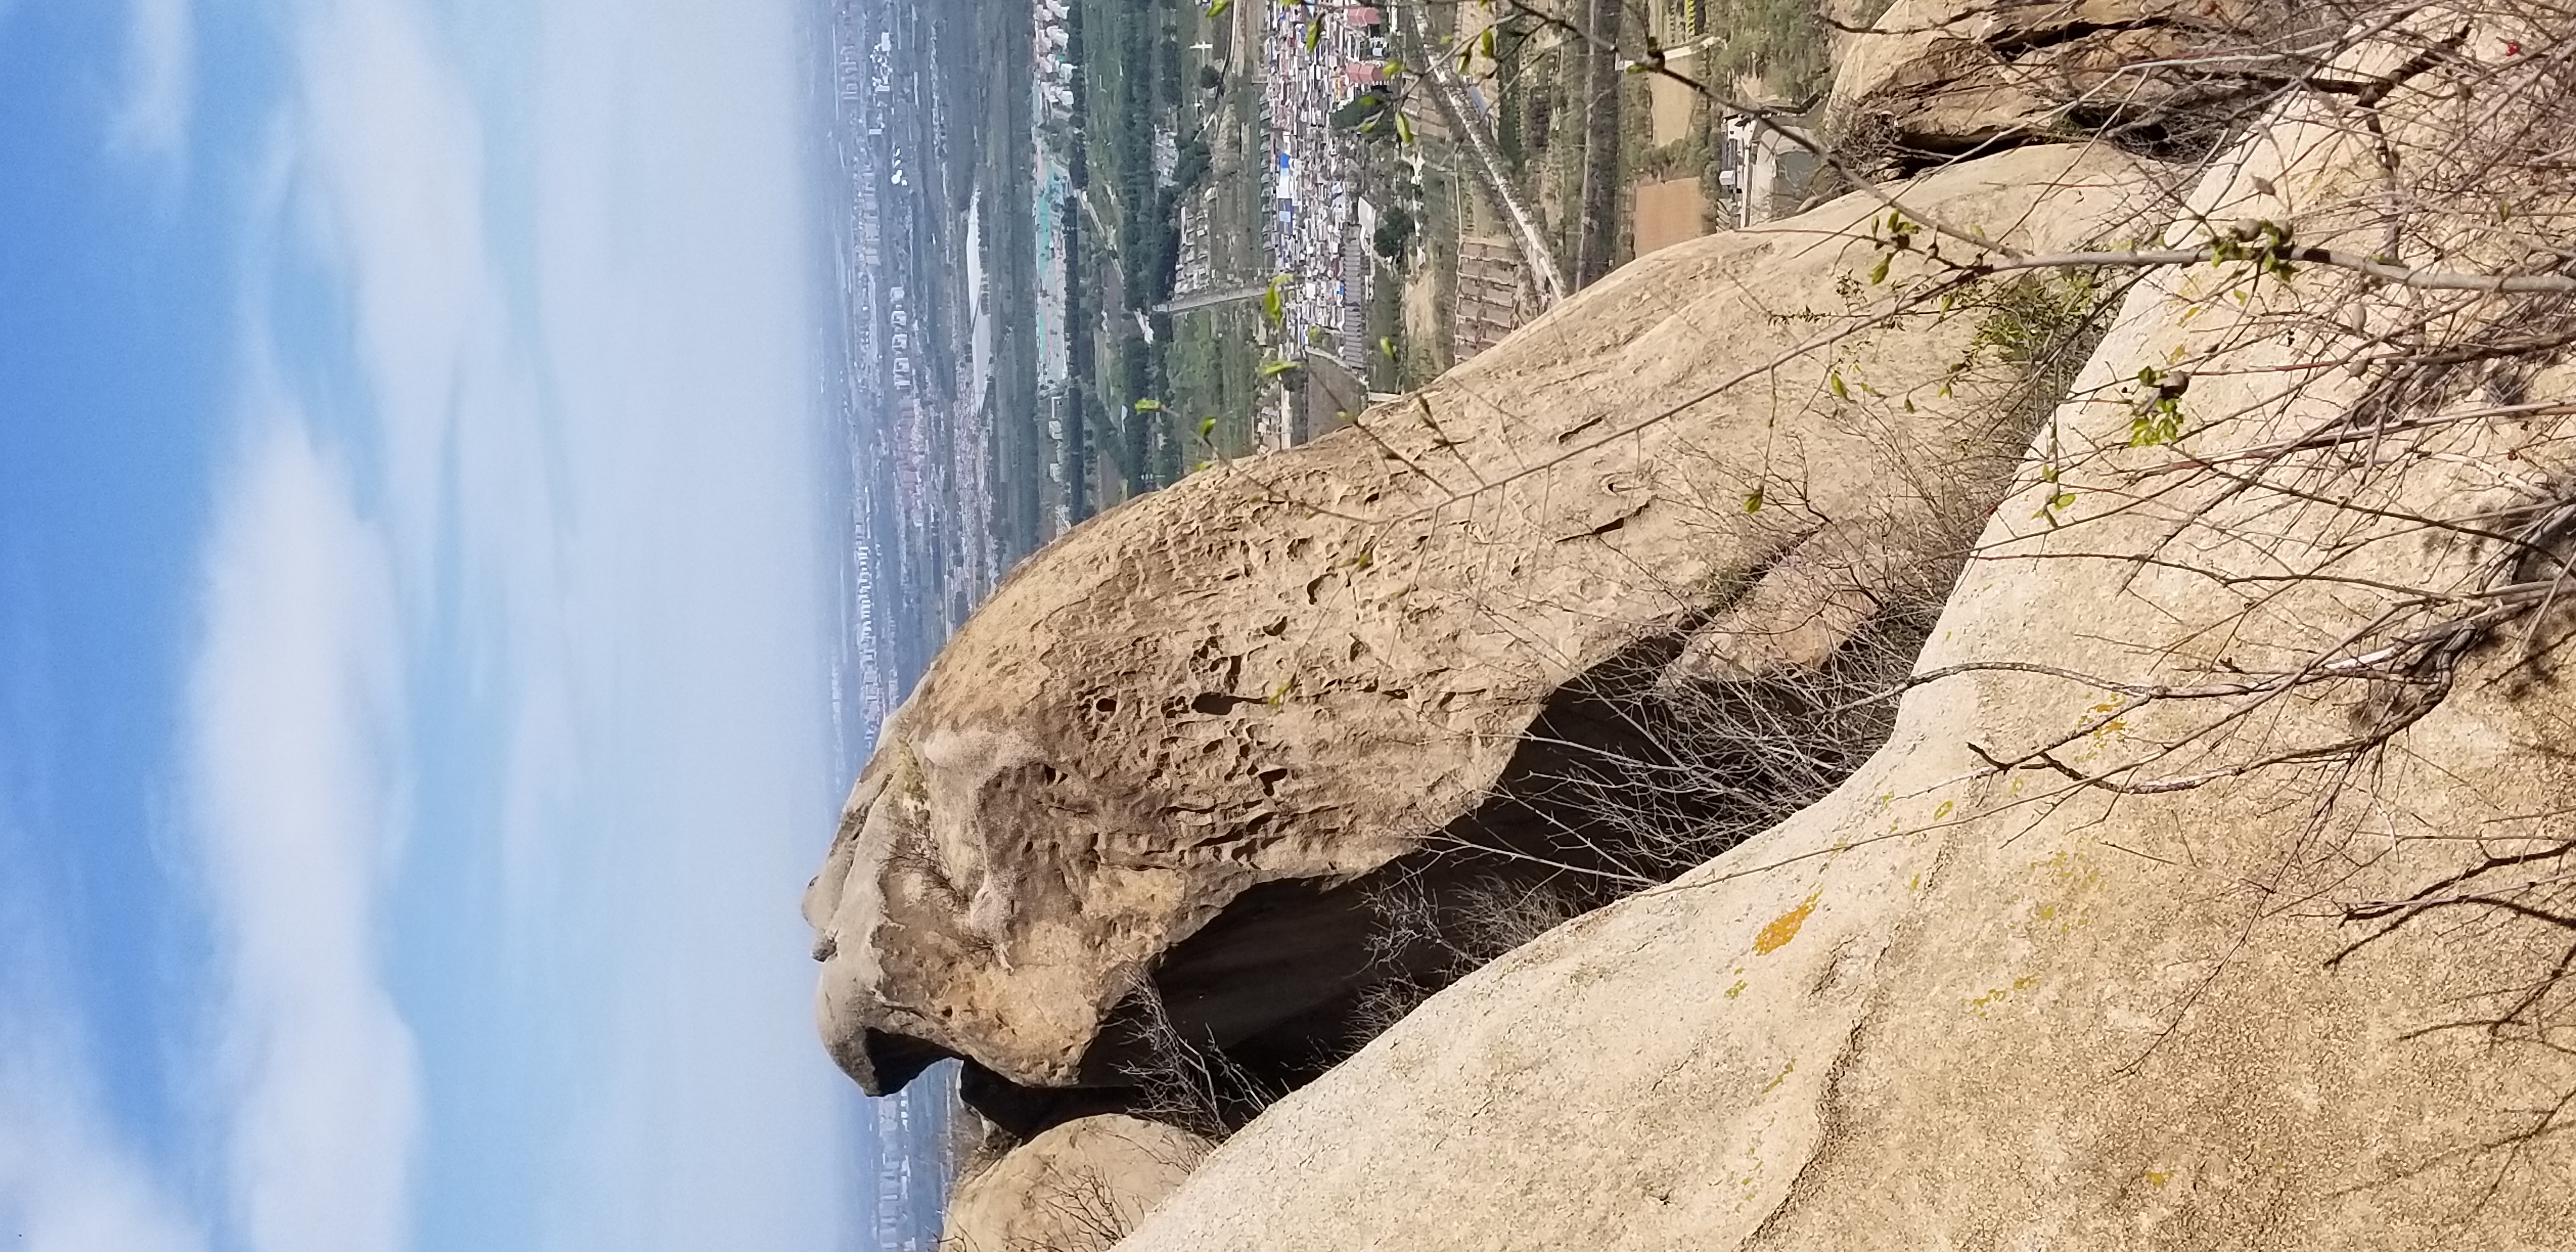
[803,144,2172,1121]
[1827,0,2295,157]
[942,1115,1208,1252]
[1119,33,2576,1249]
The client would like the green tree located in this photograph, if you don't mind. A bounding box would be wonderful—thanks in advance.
[1372,206,1416,260]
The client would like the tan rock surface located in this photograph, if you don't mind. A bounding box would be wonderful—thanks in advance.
[942,1116,1208,1252]
[1120,54,2576,1251]
[804,145,2171,1100]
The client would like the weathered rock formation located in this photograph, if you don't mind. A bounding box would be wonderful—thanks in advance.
[1827,0,2296,158]
[804,144,2170,1127]
[942,1115,1208,1252]
[1117,27,2576,1249]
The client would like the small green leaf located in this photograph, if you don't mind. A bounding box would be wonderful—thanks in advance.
[1133,397,1164,412]
[1743,487,1766,513]
[2127,407,2184,448]
[1259,358,1304,378]
[1198,416,1219,441]
[1868,252,1891,285]
[1205,0,1232,16]
[1828,370,1848,401]
[1305,16,1322,49]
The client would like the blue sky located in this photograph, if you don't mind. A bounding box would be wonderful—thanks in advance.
[0,1,868,1249]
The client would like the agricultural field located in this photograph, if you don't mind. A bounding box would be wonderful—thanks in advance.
[1386,0,1830,365]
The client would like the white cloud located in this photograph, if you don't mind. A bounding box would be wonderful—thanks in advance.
[270,0,585,915]
[110,0,194,171]
[0,922,206,1252]
[187,420,420,1252]
[288,0,507,585]
[190,0,854,1248]
[0,778,200,1252]
[164,9,476,1244]
[0,1065,205,1252]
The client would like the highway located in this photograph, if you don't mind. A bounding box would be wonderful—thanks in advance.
[1153,284,1271,316]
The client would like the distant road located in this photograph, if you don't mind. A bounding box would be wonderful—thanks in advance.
[1398,2,1568,307]
[1153,284,1269,315]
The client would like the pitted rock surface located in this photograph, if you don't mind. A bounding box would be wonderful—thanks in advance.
[804,145,2166,1111]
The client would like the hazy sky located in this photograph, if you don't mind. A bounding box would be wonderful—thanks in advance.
[0,1,865,1249]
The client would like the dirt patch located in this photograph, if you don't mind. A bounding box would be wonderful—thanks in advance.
[1632,178,1707,257]
[1403,268,1443,372]
[1650,74,1696,147]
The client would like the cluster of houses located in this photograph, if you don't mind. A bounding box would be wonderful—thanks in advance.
[1033,0,1077,118]
[1258,1,1391,393]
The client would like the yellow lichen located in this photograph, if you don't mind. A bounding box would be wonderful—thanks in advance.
[1760,1059,1796,1094]
[1752,892,1820,955]
[1968,975,2041,1014]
